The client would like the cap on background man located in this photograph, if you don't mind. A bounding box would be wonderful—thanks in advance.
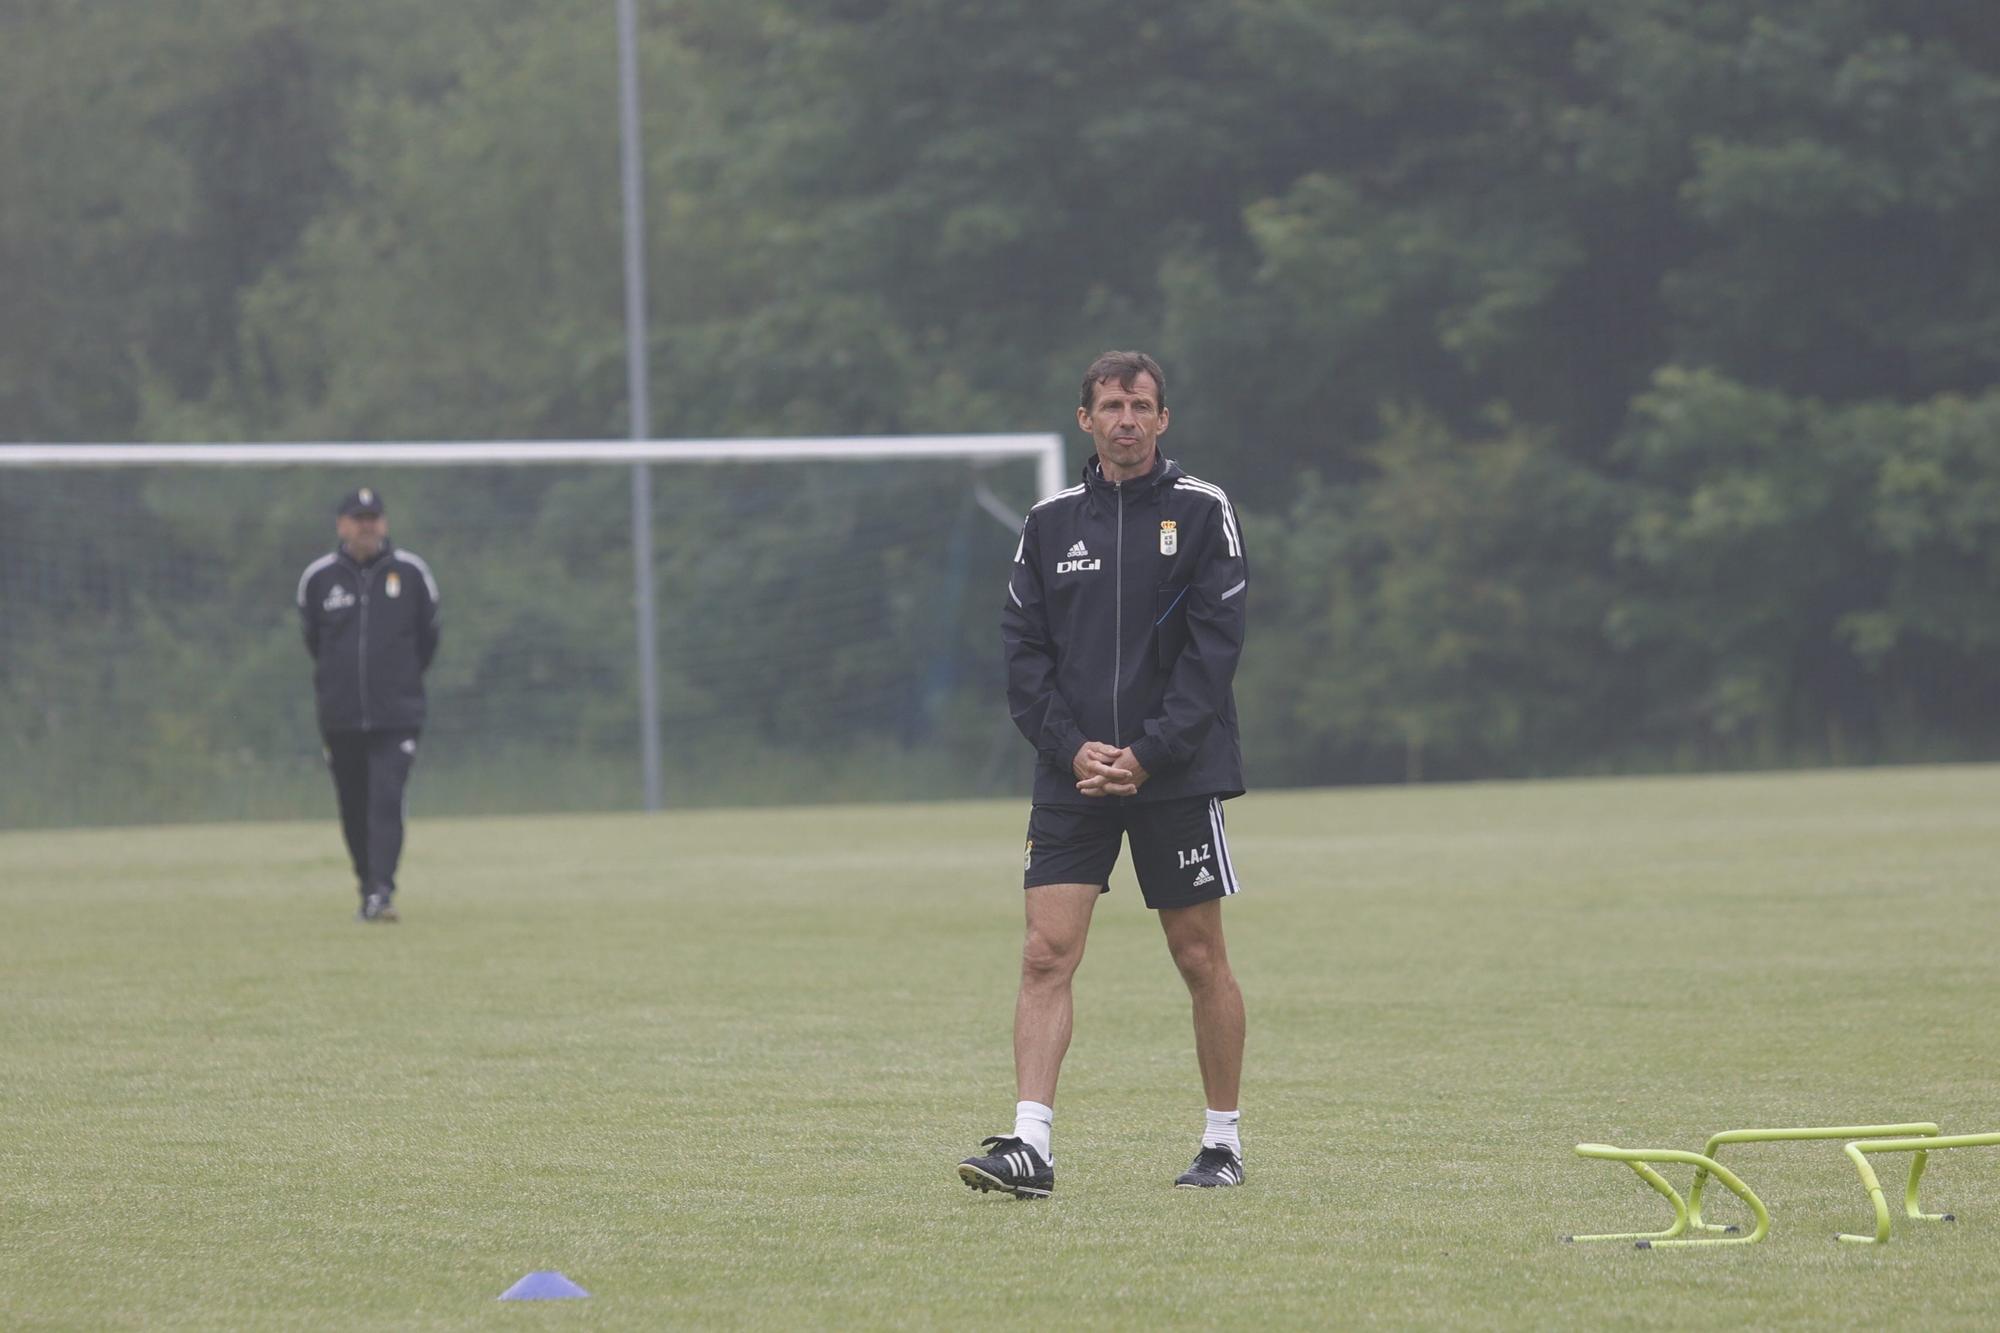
[336,486,385,518]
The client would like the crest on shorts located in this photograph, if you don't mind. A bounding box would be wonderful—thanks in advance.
[386,571,402,598]
[1159,520,1178,556]
[1024,839,1033,871]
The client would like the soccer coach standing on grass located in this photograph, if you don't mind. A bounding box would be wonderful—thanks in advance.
[296,486,440,924]
[958,350,1250,1198]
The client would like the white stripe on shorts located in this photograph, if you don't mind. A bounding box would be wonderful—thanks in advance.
[1208,797,1240,896]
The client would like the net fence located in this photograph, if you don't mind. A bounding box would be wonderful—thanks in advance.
[1,450,1051,828]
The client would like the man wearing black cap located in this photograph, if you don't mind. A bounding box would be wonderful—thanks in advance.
[295,486,441,922]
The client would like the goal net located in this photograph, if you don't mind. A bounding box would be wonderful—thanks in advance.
[0,437,1063,829]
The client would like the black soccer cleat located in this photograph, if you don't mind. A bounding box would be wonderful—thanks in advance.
[957,1136,1053,1199]
[1175,1145,1244,1188]
[359,890,399,923]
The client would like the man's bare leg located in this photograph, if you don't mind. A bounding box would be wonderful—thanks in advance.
[1015,882,1102,1105]
[1159,898,1244,1114]
[959,882,1100,1197]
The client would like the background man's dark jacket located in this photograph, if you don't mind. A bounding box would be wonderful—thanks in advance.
[296,540,441,732]
[1003,454,1247,807]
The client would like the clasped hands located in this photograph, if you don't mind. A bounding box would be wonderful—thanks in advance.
[1072,740,1148,797]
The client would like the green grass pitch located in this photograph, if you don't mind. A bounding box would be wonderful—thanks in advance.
[5,766,2000,1328]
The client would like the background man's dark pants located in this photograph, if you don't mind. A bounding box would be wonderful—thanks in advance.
[323,729,419,898]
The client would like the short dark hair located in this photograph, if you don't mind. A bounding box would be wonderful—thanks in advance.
[1080,350,1167,411]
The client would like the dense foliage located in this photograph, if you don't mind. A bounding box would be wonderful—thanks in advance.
[7,0,2000,800]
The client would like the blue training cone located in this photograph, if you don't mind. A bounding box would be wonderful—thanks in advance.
[499,1271,590,1300]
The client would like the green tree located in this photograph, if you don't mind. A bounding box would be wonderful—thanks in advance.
[1246,411,1622,784]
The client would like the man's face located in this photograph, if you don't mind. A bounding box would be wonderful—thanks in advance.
[337,512,387,558]
[1078,372,1169,478]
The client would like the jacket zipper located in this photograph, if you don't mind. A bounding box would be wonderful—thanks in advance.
[1113,483,1124,743]
[357,559,374,730]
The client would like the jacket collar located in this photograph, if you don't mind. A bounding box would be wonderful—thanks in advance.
[1082,451,1179,497]
[337,537,396,569]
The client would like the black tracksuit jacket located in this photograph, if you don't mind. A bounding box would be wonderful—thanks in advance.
[296,540,441,733]
[1003,453,1247,808]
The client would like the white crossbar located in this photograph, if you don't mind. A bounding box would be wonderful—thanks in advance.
[0,435,1069,505]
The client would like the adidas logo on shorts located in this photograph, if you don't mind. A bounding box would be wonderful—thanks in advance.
[1191,865,1215,887]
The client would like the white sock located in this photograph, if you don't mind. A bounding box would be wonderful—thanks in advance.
[1203,1108,1241,1156]
[1014,1100,1054,1162]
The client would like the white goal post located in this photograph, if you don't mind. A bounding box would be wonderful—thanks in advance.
[1,434,1066,818]
[0,436,1067,496]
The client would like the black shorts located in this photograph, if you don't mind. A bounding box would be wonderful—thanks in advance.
[1022,795,1242,910]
